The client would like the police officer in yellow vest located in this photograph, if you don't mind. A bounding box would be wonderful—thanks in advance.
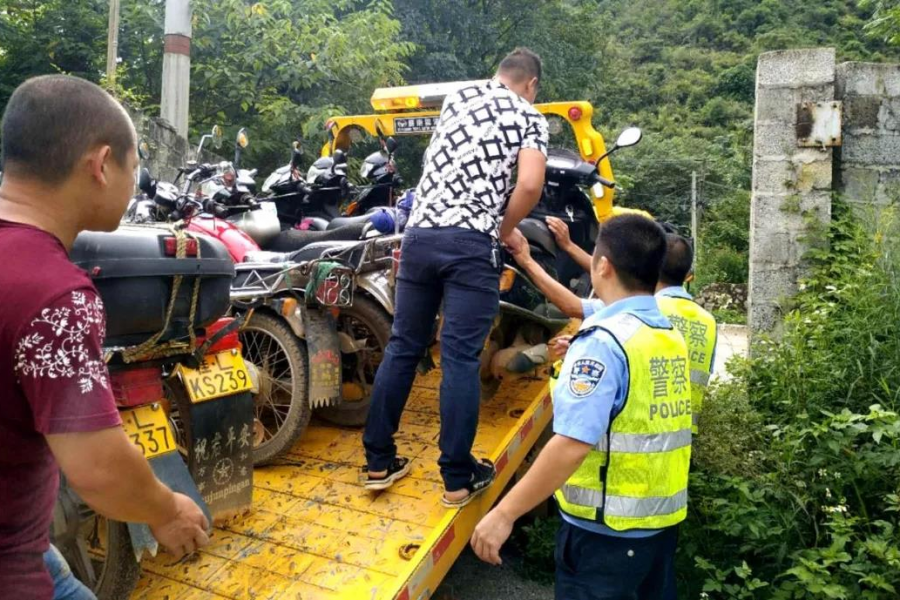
[652,234,716,433]
[509,220,717,433]
[472,215,691,599]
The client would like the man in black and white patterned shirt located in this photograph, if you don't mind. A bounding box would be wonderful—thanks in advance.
[363,48,549,507]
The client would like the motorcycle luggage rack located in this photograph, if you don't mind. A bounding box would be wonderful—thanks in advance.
[230,260,354,308]
[230,234,400,306]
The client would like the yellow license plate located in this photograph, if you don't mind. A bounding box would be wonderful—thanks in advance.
[177,350,253,404]
[122,404,176,459]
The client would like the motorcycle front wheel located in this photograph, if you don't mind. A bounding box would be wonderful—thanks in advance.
[58,514,140,600]
[317,295,392,427]
[239,312,310,464]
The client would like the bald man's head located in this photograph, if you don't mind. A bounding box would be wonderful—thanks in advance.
[1,75,136,185]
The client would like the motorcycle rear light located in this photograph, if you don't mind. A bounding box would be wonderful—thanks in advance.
[196,318,242,354]
[568,106,583,121]
[499,268,517,292]
[163,237,199,257]
[111,366,164,408]
[391,248,402,279]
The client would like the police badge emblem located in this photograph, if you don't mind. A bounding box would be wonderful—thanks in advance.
[568,358,606,398]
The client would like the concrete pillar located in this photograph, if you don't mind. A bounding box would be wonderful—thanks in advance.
[160,0,192,139]
[749,48,835,333]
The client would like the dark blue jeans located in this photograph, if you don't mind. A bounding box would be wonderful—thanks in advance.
[555,521,678,600]
[363,227,500,491]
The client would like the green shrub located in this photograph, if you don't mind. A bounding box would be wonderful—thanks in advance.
[678,203,900,599]
[516,515,561,585]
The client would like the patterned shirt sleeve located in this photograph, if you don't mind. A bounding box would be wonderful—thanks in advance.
[13,289,121,434]
[520,112,550,158]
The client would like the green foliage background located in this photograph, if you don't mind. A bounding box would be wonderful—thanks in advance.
[1,0,899,283]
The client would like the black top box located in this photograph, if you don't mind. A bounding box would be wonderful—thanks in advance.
[71,225,235,347]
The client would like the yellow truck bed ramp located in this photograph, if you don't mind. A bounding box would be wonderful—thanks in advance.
[133,367,553,600]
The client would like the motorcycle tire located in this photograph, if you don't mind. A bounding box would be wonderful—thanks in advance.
[317,295,392,427]
[239,312,310,465]
[62,518,140,600]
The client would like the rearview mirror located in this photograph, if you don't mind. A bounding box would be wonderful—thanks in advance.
[211,125,224,149]
[386,137,399,154]
[236,128,249,149]
[615,127,643,149]
[291,140,303,168]
[138,140,151,161]
[333,149,348,166]
[138,168,153,195]
[595,126,644,166]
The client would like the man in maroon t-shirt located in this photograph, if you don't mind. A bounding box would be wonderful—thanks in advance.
[0,75,210,599]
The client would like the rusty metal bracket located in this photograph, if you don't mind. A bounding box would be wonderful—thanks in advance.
[797,101,842,148]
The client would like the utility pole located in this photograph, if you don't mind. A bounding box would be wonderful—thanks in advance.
[106,0,120,89]
[161,0,192,139]
[691,170,699,256]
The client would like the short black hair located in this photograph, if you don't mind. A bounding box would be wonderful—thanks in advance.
[498,47,542,84]
[659,233,694,286]
[1,75,135,185]
[592,215,667,293]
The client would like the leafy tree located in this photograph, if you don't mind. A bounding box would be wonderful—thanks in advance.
[861,0,900,45]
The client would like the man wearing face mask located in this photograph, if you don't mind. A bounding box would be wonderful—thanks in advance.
[0,75,209,600]
[362,48,549,507]
[471,215,691,599]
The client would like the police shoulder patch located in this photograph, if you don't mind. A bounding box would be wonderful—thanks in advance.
[567,358,606,398]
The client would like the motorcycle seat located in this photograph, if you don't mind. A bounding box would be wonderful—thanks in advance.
[326,213,374,230]
[518,218,558,258]
[266,223,367,252]
[288,240,366,263]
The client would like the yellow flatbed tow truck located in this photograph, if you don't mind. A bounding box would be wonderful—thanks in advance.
[131,362,557,600]
[130,80,616,599]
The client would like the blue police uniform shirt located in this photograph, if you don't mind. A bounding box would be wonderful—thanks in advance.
[554,294,671,538]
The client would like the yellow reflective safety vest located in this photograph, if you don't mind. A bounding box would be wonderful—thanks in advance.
[552,312,692,531]
[656,295,716,433]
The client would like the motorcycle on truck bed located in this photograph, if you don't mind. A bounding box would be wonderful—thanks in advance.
[55,223,255,600]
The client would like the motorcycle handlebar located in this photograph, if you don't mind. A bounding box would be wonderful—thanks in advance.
[594,174,616,189]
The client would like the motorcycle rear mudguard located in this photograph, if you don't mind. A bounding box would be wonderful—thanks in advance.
[304,307,343,408]
[127,451,212,561]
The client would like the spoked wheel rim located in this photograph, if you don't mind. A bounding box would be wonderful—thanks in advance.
[240,325,295,446]
[339,312,386,402]
[72,513,110,589]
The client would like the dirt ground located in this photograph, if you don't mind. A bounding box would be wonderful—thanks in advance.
[434,545,554,600]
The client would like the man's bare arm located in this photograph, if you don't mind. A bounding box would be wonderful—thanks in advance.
[518,257,585,319]
[507,228,584,319]
[546,216,593,272]
[471,435,592,564]
[47,427,210,557]
[499,149,546,241]
[47,427,178,524]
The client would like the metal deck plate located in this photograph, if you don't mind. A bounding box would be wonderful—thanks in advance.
[134,352,559,600]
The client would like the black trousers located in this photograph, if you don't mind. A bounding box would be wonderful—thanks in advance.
[363,227,500,490]
[555,520,678,600]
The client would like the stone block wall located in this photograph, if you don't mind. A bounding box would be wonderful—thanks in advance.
[836,62,900,210]
[127,107,189,183]
[749,48,835,332]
